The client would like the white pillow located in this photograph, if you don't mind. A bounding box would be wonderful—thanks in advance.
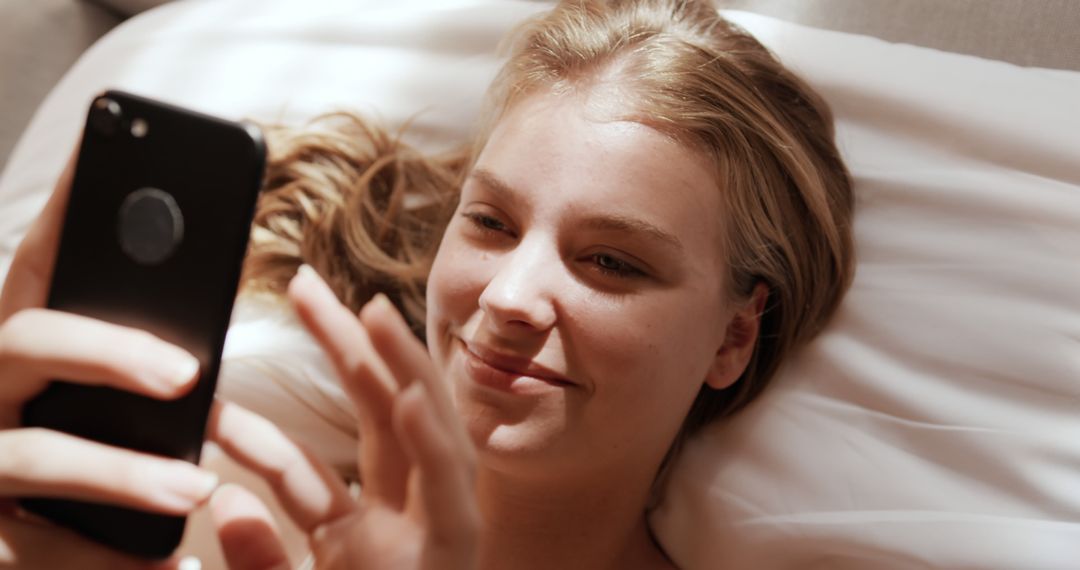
[651,12,1080,569]
[1,2,1078,568]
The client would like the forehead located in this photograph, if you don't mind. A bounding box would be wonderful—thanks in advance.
[474,91,726,259]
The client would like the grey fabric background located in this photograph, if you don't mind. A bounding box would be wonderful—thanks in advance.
[0,0,118,170]
[1,0,1078,170]
[718,0,1080,71]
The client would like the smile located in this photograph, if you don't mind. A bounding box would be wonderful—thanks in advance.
[458,339,575,393]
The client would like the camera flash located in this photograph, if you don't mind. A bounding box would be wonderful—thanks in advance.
[131,118,149,138]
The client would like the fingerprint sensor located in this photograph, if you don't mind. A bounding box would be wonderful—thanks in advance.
[117,188,184,265]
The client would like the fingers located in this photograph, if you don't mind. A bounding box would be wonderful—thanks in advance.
[286,266,410,508]
[206,400,354,533]
[0,309,200,410]
[0,428,217,515]
[0,146,78,322]
[0,511,187,570]
[360,294,473,460]
[287,265,396,416]
[210,484,291,570]
[358,295,452,424]
[394,383,479,555]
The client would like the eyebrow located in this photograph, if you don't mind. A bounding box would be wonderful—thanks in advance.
[469,168,523,206]
[468,167,685,252]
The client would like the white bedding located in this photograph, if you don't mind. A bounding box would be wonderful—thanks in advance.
[1,1,1079,568]
[651,13,1080,568]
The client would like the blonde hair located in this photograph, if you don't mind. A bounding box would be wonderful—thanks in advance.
[243,0,853,438]
[242,115,466,336]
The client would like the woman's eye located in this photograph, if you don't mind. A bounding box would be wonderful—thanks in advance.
[462,212,512,236]
[590,253,644,279]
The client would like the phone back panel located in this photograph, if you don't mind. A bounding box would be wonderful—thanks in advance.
[20,90,265,558]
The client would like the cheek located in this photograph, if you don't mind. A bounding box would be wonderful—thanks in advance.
[573,290,720,412]
[562,290,722,461]
[427,233,492,336]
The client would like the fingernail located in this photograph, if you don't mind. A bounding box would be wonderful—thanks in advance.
[150,347,200,391]
[155,462,219,509]
[297,263,318,281]
[373,292,393,310]
[208,483,230,510]
[362,292,390,316]
[169,354,200,387]
[209,483,264,518]
[177,556,202,570]
[296,263,334,297]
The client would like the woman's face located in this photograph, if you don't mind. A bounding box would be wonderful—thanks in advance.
[426,90,740,477]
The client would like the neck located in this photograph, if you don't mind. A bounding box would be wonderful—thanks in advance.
[475,457,672,570]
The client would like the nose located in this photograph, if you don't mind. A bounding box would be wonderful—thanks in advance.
[478,236,558,334]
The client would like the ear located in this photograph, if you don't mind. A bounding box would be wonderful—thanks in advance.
[704,282,769,390]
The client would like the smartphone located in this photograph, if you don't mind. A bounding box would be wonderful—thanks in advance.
[19,90,265,559]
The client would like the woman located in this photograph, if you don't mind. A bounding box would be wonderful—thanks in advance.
[0,0,852,568]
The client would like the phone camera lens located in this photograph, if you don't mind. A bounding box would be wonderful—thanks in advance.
[90,97,123,136]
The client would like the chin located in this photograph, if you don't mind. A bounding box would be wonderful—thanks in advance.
[439,335,590,473]
[473,426,582,478]
[454,380,577,467]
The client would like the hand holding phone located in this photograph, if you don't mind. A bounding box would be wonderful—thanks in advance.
[0,90,265,561]
[0,155,208,569]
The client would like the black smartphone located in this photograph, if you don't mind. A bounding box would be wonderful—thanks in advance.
[19,90,265,559]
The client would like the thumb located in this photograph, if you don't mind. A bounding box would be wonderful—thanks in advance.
[0,146,78,321]
[209,484,293,570]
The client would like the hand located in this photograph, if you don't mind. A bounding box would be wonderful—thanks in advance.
[0,151,214,569]
[207,266,479,570]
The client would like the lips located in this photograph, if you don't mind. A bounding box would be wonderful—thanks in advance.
[459,339,574,392]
